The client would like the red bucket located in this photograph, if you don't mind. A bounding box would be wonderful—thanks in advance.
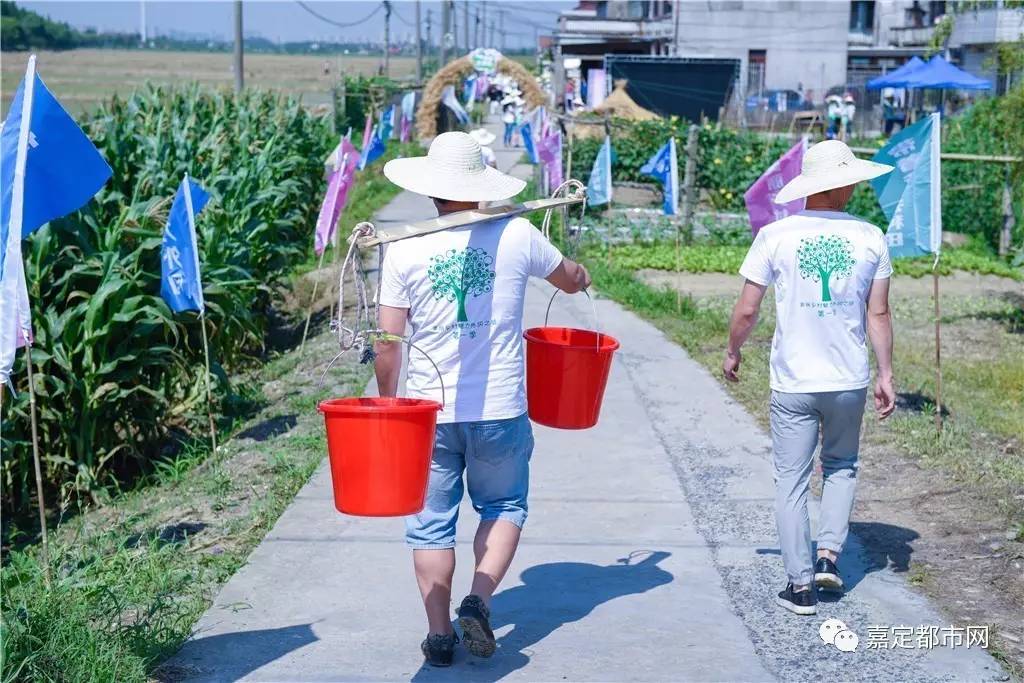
[318,397,441,516]
[524,326,620,429]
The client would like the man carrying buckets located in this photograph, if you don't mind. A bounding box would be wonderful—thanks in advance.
[723,140,897,616]
[375,131,591,666]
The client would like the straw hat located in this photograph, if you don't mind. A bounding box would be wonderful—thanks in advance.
[468,127,496,146]
[383,132,525,202]
[774,140,893,204]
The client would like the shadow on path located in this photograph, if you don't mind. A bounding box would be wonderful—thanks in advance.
[412,551,673,682]
[168,623,318,682]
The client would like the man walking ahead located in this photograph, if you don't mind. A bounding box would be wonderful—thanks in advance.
[723,140,897,615]
[375,132,590,665]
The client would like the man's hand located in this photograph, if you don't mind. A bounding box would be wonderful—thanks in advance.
[722,349,741,382]
[874,375,896,420]
[546,259,591,294]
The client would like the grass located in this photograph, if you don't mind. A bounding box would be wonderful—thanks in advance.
[584,254,1024,523]
[0,147,404,679]
[596,241,1023,281]
[1,335,373,682]
[1,49,421,114]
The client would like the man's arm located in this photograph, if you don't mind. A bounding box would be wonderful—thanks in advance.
[545,258,591,294]
[866,277,896,420]
[374,304,408,398]
[723,279,768,382]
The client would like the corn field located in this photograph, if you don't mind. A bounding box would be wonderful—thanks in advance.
[1,85,334,517]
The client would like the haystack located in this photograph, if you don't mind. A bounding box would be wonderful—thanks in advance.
[594,80,659,120]
[416,56,547,139]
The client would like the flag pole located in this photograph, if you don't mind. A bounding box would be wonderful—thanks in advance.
[199,312,218,452]
[933,256,942,431]
[25,344,51,587]
[11,55,51,586]
[931,112,943,432]
[300,249,328,356]
[182,173,217,451]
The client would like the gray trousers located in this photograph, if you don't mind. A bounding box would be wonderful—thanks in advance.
[770,388,867,586]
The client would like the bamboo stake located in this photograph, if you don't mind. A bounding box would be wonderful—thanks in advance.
[24,345,51,587]
[300,248,328,355]
[199,313,218,452]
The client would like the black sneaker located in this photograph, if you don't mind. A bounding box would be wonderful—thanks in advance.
[814,556,844,592]
[420,633,457,667]
[457,594,496,658]
[775,583,818,615]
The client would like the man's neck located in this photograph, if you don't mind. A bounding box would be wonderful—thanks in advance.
[434,200,479,216]
[804,200,845,212]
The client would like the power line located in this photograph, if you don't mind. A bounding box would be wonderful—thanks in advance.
[294,1,383,29]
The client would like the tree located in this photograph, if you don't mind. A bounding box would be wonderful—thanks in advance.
[797,235,856,303]
[427,247,495,322]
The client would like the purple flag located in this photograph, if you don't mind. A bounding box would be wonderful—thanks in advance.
[537,129,563,189]
[361,112,373,153]
[315,139,359,256]
[400,115,411,143]
[743,140,806,235]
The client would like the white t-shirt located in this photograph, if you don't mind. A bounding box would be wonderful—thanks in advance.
[378,216,564,423]
[739,210,893,394]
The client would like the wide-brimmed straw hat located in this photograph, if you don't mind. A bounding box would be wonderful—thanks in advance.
[774,140,893,204]
[383,131,526,202]
[468,127,496,146]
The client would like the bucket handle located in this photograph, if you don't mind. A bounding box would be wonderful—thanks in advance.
[318,332,447,411]
[543,288,604,353]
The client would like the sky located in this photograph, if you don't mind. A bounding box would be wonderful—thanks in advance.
[20,1,574,50]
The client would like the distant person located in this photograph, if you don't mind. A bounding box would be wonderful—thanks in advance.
[841,93,856,139]
[469,127,498,168]
[825,95,843,139]
[882,92,905,135]
[502,105,516,147]
[377,132,591,666]
[723,140,897,616]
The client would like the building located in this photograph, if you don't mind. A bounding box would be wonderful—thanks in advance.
[550,0,1020,113]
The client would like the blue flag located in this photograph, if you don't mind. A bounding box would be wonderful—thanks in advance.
[870,113,941,259]
[520,122,539,164]
[1,67,112,278]
[2,57,111,387]
[160,176,211,313]
[358,126,387,170]
[587,136,613,207]
[640,138,679,216]
[378,107,394,142]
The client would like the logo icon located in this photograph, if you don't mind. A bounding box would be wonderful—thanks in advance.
[797,234,856,302]
[427,247,495,323]
[820,618,859,653]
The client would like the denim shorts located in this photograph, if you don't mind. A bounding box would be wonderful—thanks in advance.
[405,413,534,549]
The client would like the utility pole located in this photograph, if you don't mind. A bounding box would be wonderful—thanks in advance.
[233,0,243,93]
[673,0,681,55]
[414,0,422,83]
[473,5,479,48]
[499,10,505,51]
[451,0,458,53]
[139,0,147,44]
[481,1,487,47]
[426,9,433,68]
[382,0,391,78]
[440,0,449,67]
[463,1,469,51]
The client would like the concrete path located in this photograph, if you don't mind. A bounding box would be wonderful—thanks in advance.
[169,119,1006,682]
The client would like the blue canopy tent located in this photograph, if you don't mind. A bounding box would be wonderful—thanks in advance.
[866,56,926,90]
[901,55,991,90]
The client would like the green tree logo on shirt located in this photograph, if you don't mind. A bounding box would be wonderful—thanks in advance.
[427,247,496,322]
[797,234,856,303]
